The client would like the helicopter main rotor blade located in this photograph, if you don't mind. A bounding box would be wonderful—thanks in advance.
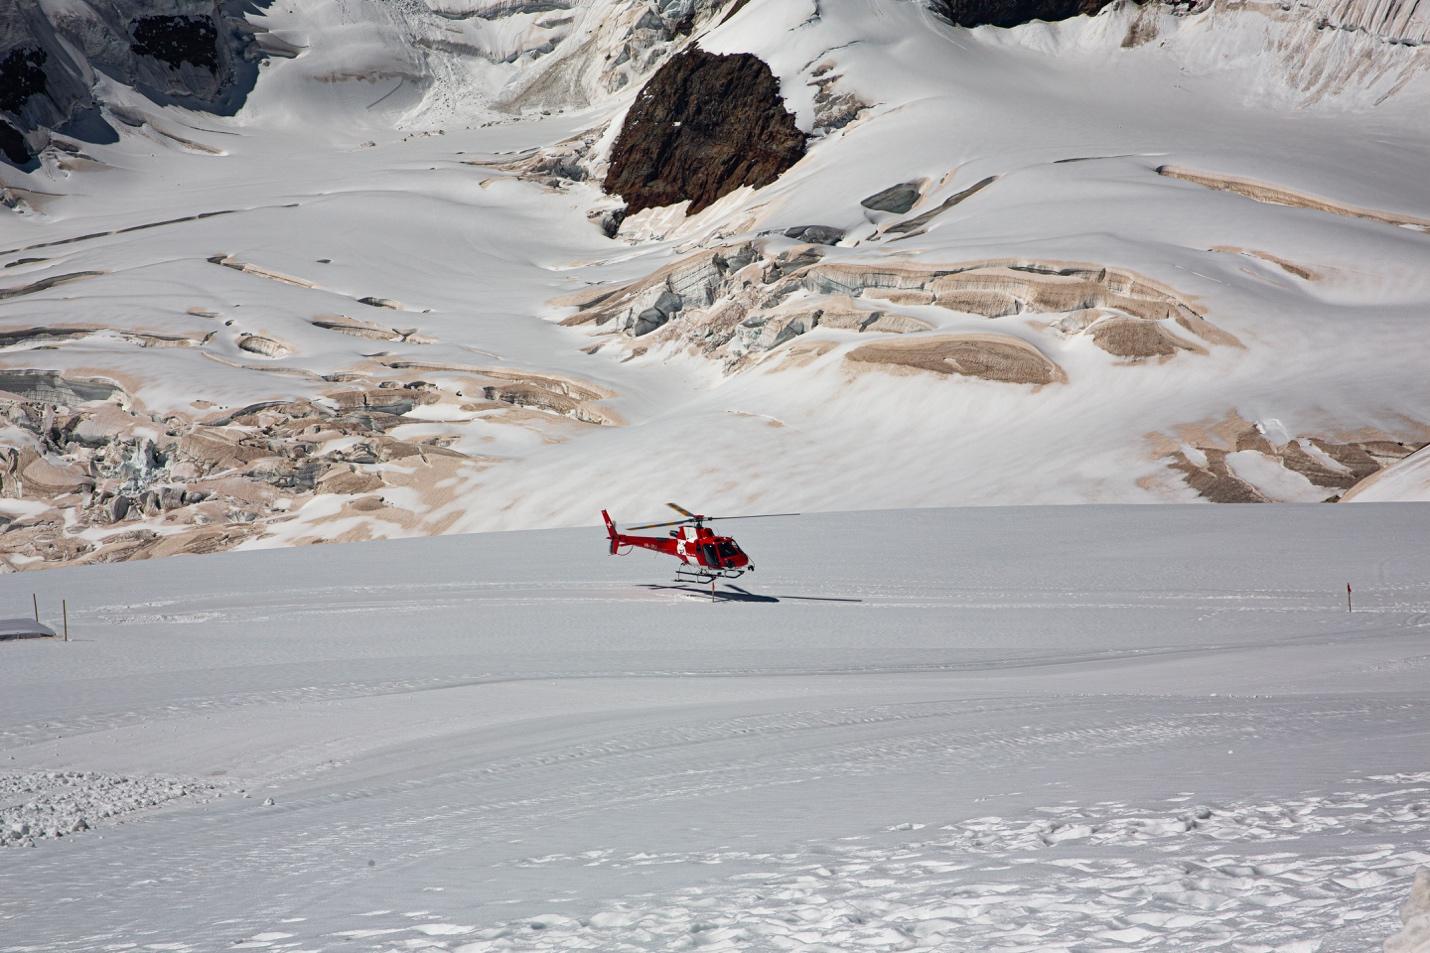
[624,509,801,531]
[701,512,801,522]
[666,502,700,518]
[626,518,691,531]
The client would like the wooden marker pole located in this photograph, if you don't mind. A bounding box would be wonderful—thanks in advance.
[1347,582,1352,614]
[32,593,38,623]
[62,599,69,642]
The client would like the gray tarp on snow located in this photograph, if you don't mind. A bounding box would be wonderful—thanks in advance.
[0,617,56,640]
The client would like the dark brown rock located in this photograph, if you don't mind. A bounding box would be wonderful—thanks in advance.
[1168,449,1267,503]
[603,48,806,218]
[0,118,32,165]
[0,2,272,169]
[130,15,220,72]
[0,47,48,113]
[933,0,1125,28]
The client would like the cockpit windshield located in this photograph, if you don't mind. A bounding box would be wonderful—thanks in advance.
[718,542,740,558]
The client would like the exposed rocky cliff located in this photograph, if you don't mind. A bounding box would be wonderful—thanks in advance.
[934,0,1424,37]
[932,0,1124,28]
[0,0,271,168]
[602,48,807,218]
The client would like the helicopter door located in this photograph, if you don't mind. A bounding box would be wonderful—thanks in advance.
[700,542,719,568]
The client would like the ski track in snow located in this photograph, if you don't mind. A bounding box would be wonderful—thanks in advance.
[4,586,1425,753]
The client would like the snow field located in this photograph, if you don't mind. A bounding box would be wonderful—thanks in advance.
[2,504,1430,950]
[406,774,1430,953]
[5,0,1430,572]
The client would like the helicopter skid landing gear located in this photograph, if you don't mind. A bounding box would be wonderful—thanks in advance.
[674,566,745,586]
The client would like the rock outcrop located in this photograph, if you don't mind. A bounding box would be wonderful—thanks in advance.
[1154,412,1426,503]
[861,182,923,214]
[0,1,271,167]
[932,0,1123,28]
[602,48,807,217]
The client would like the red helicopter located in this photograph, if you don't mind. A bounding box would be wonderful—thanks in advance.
[602,503,798,585]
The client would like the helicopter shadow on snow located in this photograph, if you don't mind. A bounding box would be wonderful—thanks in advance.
[638,583,863,605]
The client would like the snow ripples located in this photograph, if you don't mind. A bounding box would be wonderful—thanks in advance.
[286,773,1430,952]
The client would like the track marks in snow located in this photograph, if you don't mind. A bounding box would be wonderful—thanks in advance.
[79,578,1430,625]
[5,691,1429,949]
[202,774,1430,953]
[30,697,1425,904]
[0,673,480,749]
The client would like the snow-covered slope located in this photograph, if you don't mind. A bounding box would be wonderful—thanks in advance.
[4,503,1430,950]
[1343,444,1430,503]
[2,0,1429,568]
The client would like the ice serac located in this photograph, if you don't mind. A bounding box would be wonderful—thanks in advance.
[0,0,271,167]
[602,48,807,217]
[563,246,1238,370]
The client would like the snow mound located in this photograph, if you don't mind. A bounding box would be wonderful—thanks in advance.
[0,770,215,847]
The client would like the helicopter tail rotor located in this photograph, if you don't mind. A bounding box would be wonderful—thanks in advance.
[601,509,621,554]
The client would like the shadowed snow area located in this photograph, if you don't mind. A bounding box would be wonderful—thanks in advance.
[3,504,1430,950]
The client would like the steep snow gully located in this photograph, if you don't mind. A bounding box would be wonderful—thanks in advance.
[4,504,1430,951]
